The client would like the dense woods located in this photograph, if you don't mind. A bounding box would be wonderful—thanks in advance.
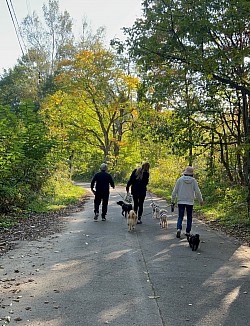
[0,0,249,230]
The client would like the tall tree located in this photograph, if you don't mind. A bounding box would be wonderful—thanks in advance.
[20,0,75,76]
[125,0,250,214]
[41,46,139,168]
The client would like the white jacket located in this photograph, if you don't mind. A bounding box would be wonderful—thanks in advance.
[171,176,203,205]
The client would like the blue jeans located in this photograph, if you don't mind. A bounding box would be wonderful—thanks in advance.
[177,204,193,233]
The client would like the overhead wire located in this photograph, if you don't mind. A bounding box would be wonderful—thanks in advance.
[5,0,26,57]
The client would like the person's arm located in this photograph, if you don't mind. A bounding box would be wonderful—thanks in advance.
[110,175,115,189]
[194,180,203,204]
[171,179,179,204]
[144,172,149,186]
[126,170,135,192]
[90,175,96,194]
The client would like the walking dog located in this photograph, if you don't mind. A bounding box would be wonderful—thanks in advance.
[159,209,168,228]
[187,234,200,251]
[150,202,161,219]
[127,210,137,231]
[117,200,133,218]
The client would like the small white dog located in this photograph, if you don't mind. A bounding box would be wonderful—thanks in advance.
[150,202,160,219]
[127,210,137,231]
[159,209,168,228]
[124,192,133,204]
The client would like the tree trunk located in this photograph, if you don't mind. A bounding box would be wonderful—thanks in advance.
[242,91,250,218]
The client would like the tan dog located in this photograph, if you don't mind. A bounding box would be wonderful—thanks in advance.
[127,210,137,231]
[159,209,168,228]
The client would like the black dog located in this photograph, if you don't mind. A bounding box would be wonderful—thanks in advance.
[188,234,200,251]
[117,201,132,218]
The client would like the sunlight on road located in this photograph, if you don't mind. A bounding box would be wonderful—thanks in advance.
[104,249,131,261]
[222,286,240,307]
[99,298,141,323]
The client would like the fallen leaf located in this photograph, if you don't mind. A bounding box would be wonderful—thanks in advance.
[148,295,160,299]
[4,316,11,322]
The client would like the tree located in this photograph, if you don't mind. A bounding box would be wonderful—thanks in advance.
[40,46,139,171]
[0,103,54,212]
[124,0,250,215]
[20,0,75,76]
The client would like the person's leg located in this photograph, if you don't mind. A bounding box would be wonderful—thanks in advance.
[177,204,185,237]
[94,194,101,220]
[137,194,146,220]
[185,204,193,234]
[101,193,109,220]
[132,194,139,216]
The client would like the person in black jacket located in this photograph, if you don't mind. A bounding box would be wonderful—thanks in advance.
[126,162,150,224]
[91,163,115,221]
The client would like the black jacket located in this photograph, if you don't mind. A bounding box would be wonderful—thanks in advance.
[126,169,149,196]
[91,171,115,194]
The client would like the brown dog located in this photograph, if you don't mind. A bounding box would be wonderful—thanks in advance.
[127,210,137,231]
[159,209,168,228]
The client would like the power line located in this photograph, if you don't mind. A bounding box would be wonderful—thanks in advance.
[5,0,25,56]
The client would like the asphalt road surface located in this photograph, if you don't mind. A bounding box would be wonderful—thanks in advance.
[0,183,249,326]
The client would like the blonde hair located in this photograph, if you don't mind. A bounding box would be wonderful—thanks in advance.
[135,162,150,180]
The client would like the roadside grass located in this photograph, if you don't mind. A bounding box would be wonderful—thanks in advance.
[28,179,87,213]
[0,180,86,229]
[148,181,250,234]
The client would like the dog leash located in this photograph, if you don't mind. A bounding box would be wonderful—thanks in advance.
[114,190,126,200]
[143,203,173,217]
[148,192,156,204]
[114,190,133,204]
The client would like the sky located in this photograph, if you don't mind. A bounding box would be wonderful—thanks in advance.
[0,0,143,72]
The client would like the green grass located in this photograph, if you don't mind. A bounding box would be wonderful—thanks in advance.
[0,218,18,229]
[148,180,250,232]
[0,180,87,229]
[28,180,87,213]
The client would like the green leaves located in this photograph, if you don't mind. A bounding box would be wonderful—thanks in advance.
[0,104,54,212]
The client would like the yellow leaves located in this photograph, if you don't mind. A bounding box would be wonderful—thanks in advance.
[123,75,140,89]
[58,59,72,68]
[54,94,63,106]
[131,108,139,118]
[207,73,213,81]
[76,50,94,62]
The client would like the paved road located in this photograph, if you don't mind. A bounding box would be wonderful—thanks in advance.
[0,184,249,326]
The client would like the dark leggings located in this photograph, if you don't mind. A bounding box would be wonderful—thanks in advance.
[132,193,146,219]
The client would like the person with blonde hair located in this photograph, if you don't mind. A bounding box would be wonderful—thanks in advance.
[126,162,150,224]
[171,166,203,238]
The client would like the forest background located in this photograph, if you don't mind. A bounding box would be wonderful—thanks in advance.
[0,0,249,241]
